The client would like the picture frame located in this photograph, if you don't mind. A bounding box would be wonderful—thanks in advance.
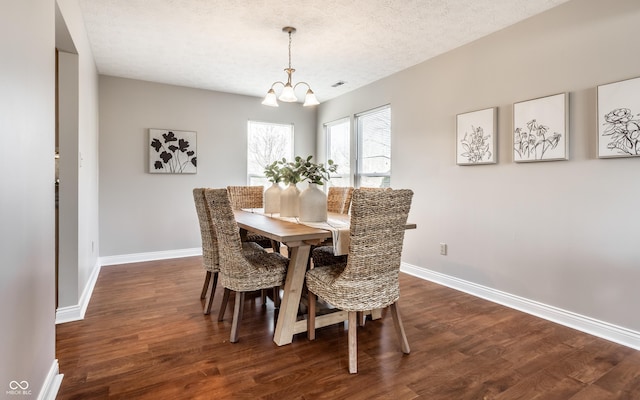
[456,107,497,165]
[597,76,640,158]
[513,93,568,162]
[149,128,197,174]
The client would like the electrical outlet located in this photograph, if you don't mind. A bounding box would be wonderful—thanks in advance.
[439,242,447,255]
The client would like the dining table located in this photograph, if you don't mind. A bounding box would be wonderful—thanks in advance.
[233,209,416,346]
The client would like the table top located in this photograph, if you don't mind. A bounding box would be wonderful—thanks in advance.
[233,210,332,244]
[233,209,416,245]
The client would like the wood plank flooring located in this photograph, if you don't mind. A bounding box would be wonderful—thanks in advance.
[56,256,640,399]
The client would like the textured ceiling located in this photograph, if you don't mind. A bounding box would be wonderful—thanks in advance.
[78,0,570,103]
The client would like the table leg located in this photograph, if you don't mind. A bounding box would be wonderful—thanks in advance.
[273,244,310,346]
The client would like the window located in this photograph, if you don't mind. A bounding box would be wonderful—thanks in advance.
[247,121,294,186]
[325,118,351,188]
[355,105,391,188]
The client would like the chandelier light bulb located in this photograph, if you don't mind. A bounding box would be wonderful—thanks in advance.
[261,88,279,107]
[279,84,297,102]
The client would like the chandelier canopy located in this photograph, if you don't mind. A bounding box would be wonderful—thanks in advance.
[262,27,319,107]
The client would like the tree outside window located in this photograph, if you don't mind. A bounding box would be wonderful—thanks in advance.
[247,121,294,186]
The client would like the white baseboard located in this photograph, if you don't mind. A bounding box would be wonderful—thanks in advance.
[100,247,202,266]
[401,262,640,351]
[55,259,101,324]
[37,359,63,400]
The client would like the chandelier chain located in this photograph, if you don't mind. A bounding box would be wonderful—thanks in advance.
[288,30,293,70]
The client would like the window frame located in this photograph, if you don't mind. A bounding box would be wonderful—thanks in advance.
[246,120,294,186]
[324,117,352,188]
[354,104,391,188]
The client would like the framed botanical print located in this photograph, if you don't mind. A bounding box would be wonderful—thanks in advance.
[456,107,497,165]
[597,76,640,158]
[513,93,568,162]
[149,129,197,174]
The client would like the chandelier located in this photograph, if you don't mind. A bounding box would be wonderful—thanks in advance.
[262,27,319,107]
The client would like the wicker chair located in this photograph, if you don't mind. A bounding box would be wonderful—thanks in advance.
[305,188,413,373]
[205,188,289,343]
[327,186,354,214]
[227,185,278,250]
[358,186,391,192]
[227,185,264,210]
[192,188,264,315]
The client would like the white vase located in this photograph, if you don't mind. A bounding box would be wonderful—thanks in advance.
[280,183,300,217]
[299,183,327,222]
[263,182,282,214]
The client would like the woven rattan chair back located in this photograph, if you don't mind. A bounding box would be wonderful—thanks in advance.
[357,187,391,192]
[193,188,221,314]
[205,188,286,292]
[328,188,413,310]
[227,186,264,210]
[327,186,354,214]
[205,189,254,289]
[193,188,219,272]
[227,185,277,250]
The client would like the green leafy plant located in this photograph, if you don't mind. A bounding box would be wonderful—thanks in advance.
[276,156,338,185]
[263,160,283,183]
[292,155,338,185]
[278,157,302,185]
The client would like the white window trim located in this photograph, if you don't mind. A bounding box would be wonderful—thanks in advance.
[355,104,391,188]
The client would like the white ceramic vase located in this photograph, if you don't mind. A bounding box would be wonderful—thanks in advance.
[280,183,300,217]
[299,183,327,222]
[263,182,282,214]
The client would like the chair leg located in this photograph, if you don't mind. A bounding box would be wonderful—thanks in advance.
[358,311,366,327]
[307,290,316,340]
[371,308,383,320]
[218,288,231,322]
[273,286,281,308]
[348,311,358,374]
[389,302,410,354]
[200,271,212,299]
[230,291,245,343]
[306,246,313,270]
[204,272,218,315]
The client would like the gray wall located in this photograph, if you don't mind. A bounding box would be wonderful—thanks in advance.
[56,0,101,312]
[0,0,56,395]
[0,0,99,394]
[318,0,640,332]
[98,76,317,257]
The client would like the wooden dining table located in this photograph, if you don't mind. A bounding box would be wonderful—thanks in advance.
[233,209,416,346]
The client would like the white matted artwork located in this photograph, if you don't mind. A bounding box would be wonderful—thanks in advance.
[513,93,568,162]
[149,128,197,174]
[456,107,497,165]
[597,76,640,158]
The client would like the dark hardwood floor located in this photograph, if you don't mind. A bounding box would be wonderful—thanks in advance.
[56,256,640,399]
